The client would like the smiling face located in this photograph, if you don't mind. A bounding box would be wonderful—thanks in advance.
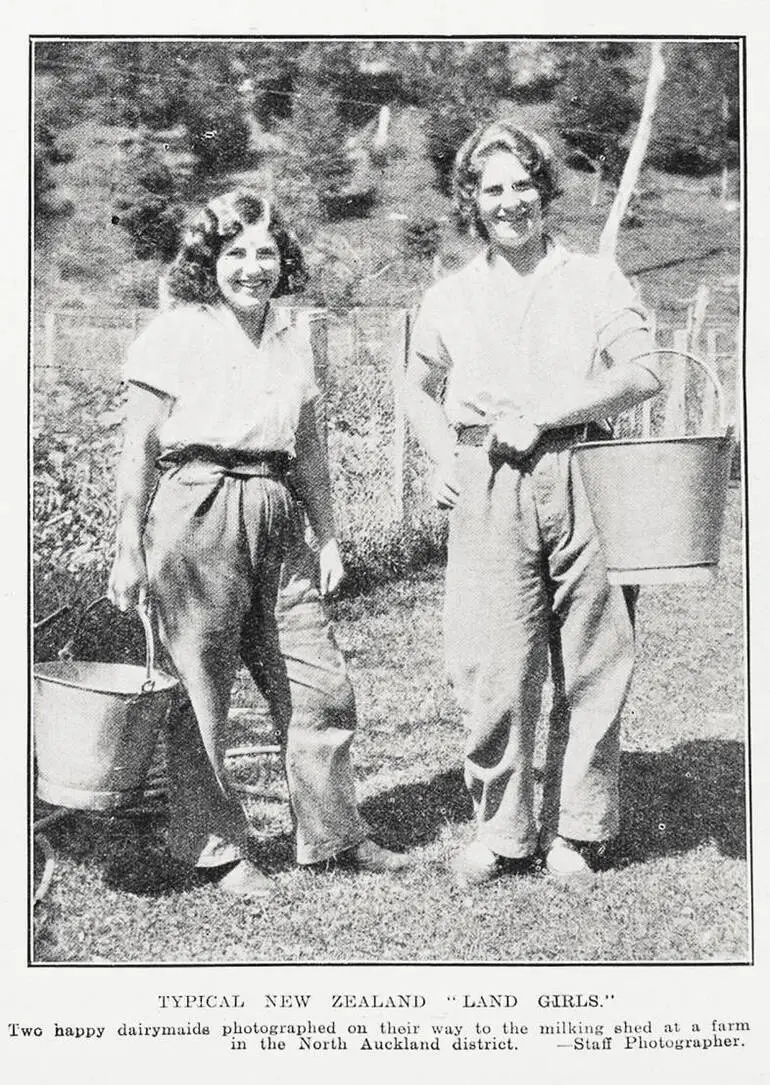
[476,149,543,254]
[215,223,281,313]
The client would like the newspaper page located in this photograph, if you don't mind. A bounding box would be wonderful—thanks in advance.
[4,4,768,1084]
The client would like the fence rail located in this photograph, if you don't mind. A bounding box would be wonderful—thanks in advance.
[33,303,742,560]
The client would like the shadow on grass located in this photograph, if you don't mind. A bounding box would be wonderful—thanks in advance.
[38,802,300,899]
[359,738,747,865]
[39,805,196,897]
[360,768,472,848]
[618,739,746,865]
[36,738,745,905]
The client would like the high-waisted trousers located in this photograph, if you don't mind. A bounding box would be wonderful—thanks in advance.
[444,435,636,858]
[144,461,368,868]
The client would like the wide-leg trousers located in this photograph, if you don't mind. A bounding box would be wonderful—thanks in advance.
[443,436,636,859]
[144,462,367,868]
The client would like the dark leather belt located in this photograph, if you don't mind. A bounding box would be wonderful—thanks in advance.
[456,423,611,448]
[158,445,291,477]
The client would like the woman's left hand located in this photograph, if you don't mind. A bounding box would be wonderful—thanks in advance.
[319,538,346,597]
[488,411,544,459]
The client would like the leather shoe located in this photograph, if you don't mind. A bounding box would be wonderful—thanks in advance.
[338,838,411,873]
[544,837,597,888]
[452,842,501,888]
[207,859,273,899]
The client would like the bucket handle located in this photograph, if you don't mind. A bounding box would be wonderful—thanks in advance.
[634,348,730,436]
[58,595,158,693]
[136,603,156,693]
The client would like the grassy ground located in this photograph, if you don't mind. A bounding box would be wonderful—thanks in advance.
[32,488,747,965]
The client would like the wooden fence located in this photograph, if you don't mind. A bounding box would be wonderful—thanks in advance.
[33,300,742,540]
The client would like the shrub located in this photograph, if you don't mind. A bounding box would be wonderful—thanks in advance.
[33,378,124,626]
[112,143,183,261]
[401,216,442,261]
[34,122,75,224]
[185,102,252,176]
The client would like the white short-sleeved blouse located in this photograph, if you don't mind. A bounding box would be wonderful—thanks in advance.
[124,303,318,457]
[409,244,656,429]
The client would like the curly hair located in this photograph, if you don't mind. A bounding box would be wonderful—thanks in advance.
[452,121,562,240]
[164,188,308,304]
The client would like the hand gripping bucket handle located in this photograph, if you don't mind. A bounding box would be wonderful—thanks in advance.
[36,596,177,810]
[574,348,734,585]
[58,595,159,691]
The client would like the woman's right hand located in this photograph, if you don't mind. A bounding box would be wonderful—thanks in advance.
[108,548,149,612]
[432,449,460,509]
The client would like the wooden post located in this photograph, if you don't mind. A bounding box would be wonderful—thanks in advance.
[43,310,57,385]
[599,42,666,257]
[732,331,743,444]
[306,308,329,452]
[687,284,710,354]
[639,303,656,436]
[703,329,719,434]
[664,329,689,436]
[391,310,411,529]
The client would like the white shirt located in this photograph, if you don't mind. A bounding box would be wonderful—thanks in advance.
[410,244,654,428]
[124,303,319,456]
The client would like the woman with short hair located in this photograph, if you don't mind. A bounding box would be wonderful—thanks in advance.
[109,189,405,898]
[405,121,660,888]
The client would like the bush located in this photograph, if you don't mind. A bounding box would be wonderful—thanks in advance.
[34,122,75,224]
[185,103,252,176]
[56,249,95,282]
[401,216,442,261]
[33,378,124,625]
[112,143,183,261]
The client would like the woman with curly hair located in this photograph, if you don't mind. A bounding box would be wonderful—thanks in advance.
[109,189,405,898]
[404,121,661,888]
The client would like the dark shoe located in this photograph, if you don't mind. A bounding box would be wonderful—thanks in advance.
[206,859,273,899]
[338,838,411,873]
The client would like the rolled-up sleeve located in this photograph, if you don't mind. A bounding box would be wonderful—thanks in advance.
[594,259,659,380]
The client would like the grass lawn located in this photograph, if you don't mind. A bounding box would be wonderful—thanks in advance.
[31,488,748,965]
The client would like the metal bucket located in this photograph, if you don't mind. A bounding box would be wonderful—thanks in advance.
[573,348,734,585]
[574,434,733,584]
[33,599,178,810]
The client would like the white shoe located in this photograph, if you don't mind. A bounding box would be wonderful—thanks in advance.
[545,837,596,887]
[209,859,273,899]
[451,842,501,888]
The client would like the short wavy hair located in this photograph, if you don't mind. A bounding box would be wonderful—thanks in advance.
[164,188,308,304]
[452,121,562,239]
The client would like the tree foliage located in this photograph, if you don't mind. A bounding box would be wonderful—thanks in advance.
[419,42,509,194]
[647,42,740,175]
[112,141,183,261]
[553,41,639,185]
[276,78,354,224]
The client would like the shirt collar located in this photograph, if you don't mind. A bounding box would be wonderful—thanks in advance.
[478,236,570,283]
[209,300,292,347]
